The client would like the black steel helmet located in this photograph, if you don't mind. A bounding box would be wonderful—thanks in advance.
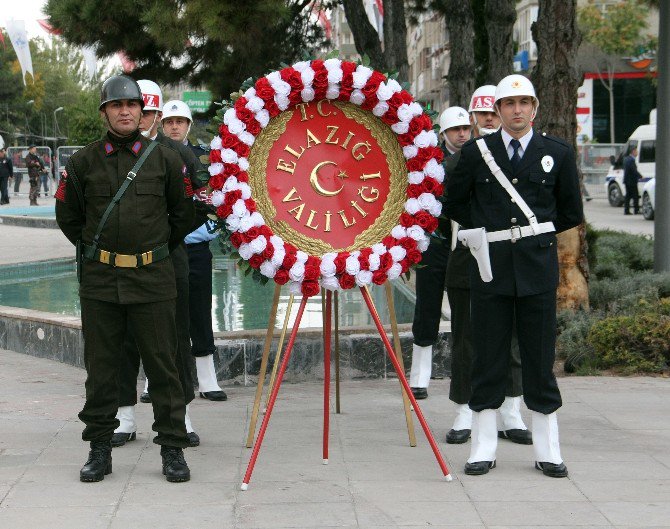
[99,75,144,110]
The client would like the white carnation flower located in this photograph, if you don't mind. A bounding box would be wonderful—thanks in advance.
[243,87,257,99]
[372,101,389,117]
[391,225,407,239]
[387,263,403,280]
[345,255,360,276]
[228,118,245,135]
[387,78,402,93]
[223,108,237,125]
[232,199,248,218]
[429,201,443,217]
[250,212,265,227]
[271,248,285,268]
[397,104,414,123]
[238,243,253,260]
[266,71,281,84]
[417,238,430,252]
[389,246,407,262]
[325,61,343,84]
[423,158,442,179]
[238,131,255,146]
[238,183,251,199]
[274,80,291,97]
[405,198,421,215]
[418,192,437,210]
[249,235,268,254]
[349,89,365,106]
[320,259,337,277]
[391,121,410,134]
[300,67,315,86]
[222,176,239,192]
[321,276,340,291]
[301,87,315,102]
[376,81,394,101]
[210,191,224,207]
[408,171,425,185]
[238,157,250,171]
[210,136,222,151]
[321,252,338,263]
[225,216,240,231]
[288,281,302,296]
[292,61,311,72]
[220,149,238,164]
[368,253,380,271]
[407,225,425,241]
[326,85,340,100]
[355,270,373,287]
[238,215,254,232]
[275,94,290,111]
[403,145,418,159]
[208,162,223,176]
[352,66,373,88]
[413,130,433,149]
[255,110,270,128]
[260,260,277,278]
[371,243,387,255]
[270,235,284,249]
[289,262,305,282]
[408,102,423,117]
[245,96,264,113]
[296,250,308,264]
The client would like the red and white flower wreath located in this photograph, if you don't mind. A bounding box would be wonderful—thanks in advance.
[207,59,445,298]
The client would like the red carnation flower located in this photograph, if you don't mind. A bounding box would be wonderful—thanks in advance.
[236,107,254,124]
[244,199,256,213]
[338,273,355,290]
[262,243,274,260]
[247,119,261,135]
[234,97,248,112]
[407,157,428,173]
[255,77,275,100]
[265,100,281,118]
[372,270,387,285]
[224,190,242,205]
[301,280,321,298]
[407,184,422,199]
[274,269,290,285]
[223,163,240,176]
[334,253,349,275]
[259,225,272,237]
[236,172,249,183]
[249,254,264,269]
[236,143,250,158]
[399,212,415,227]
[209,173,224,190]
[209,149,222,164]
[230,232,243,248]
[304,265,320,281]
[407,249,423,264]
[399,237,416,251]
[216,204,232,218]
[282,252,297,270]
[221,134,240,150]
[244,226,259,242]
[379,253,394,272]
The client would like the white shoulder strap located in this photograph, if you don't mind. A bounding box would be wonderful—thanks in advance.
[475,138,539,229]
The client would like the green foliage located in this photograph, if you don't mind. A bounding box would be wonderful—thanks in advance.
[66,90,107,145]
[588,229,654,280]
[578,0,652,56]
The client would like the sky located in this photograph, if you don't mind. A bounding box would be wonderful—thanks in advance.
[1,0,49,38]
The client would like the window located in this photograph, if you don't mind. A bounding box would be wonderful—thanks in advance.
[639,140,655,163]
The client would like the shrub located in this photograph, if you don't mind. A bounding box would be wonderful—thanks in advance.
[589,229,654,280]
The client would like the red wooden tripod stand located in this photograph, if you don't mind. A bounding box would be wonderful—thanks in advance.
[241,286,451,490]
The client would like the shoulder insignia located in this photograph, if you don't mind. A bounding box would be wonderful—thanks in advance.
[131,141,142,155]
[104,142,114,155]
[55,169,67,202]
[183,165,194,197]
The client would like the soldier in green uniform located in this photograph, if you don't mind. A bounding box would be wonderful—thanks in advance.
[25,145,44,206]
[55,75,194,483]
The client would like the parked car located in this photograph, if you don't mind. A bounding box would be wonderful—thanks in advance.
[604,123,655,207]
[641,177,655,220]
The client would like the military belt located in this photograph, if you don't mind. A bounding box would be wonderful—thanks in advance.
[82,243,169,268]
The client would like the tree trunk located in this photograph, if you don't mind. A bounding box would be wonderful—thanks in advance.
[531,0,589,311]
[341,0,385,71]
[484,0,516,83]
[382,0,409,82]
[444,0,475,107]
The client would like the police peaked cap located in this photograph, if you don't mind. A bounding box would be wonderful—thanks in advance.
[99,75,145,110]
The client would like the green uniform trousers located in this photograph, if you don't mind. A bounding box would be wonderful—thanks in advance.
[79,297,189,448]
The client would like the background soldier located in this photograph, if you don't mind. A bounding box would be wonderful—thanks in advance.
[55,74,194,483]
[445,75,583,478]
[25,145,44,206]
[162,99,227,401]
[408,106,470,400]
[445,86,531,446]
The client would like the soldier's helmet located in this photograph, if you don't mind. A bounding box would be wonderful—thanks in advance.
[438,106,470,133]
[99,75,145,110]
[494,75,539,109]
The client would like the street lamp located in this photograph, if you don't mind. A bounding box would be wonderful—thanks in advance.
[53,107,64,150]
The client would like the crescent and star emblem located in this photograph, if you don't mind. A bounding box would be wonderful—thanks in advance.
[309,160,348,197]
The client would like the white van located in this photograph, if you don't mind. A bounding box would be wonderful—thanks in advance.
[605,111,656,207]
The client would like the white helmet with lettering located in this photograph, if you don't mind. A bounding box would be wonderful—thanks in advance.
[494,75,539,108]
[469,85,496,113]
[438,106,470,133]
[137,80,163,112]
[162,100,192,122]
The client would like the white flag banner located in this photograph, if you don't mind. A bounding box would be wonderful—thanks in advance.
[5,19,33,85]
[82,46,97,79]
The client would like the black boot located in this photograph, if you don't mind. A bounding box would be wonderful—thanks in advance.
[80,440,112,482]
[161,446,190,482]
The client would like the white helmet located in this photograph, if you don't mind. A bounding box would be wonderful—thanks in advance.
[137,79,163,112]
[162,100,192,122]
[438,106,470,133]
[494,74,538,107]
[469,85,496,112]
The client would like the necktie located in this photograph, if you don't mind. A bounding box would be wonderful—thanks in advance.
[510,138,521,171]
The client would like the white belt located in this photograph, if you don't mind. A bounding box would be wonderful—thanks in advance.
[486,221,555,243]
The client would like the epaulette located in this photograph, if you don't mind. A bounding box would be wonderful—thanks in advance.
[539,132,571,149]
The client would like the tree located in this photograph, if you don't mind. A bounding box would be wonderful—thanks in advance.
[484,0,516,83]
[532,0,588,311]
[442,0,475,107]
[578,0,652,143]
[45,0,328,109]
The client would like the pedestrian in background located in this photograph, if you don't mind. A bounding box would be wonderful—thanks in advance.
[0,148,13,205]
[623,146,642,215]
[25,145,44,206]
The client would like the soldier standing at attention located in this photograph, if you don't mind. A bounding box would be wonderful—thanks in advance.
[408,106,470,400]
[444,85,531,446]
[25,145,44,206]
[55,75,194,483]
[445,75,583,477]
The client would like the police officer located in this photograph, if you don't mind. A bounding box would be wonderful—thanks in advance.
[162,99,227,401]
[444,75,583,477]
[25,145,44,206]
[408,106,470,400]
[55,75,194,483]
[445,86,531,446]
[112,81,209,448]
[0,147,13,205]
[623,145,642,215]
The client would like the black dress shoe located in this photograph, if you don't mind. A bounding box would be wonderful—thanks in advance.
[199,390,227,401]
[139,391,151,403]
[80,441,112,482]
[187,431,200,447]
[161,446,191,482]
[464,460,496,475]
[535,461,568,478]
[410,387,428,400]
[498,428,533,445]
[111,431,136,447]
[446,428,471,444]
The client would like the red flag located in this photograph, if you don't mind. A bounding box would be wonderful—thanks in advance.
[117,51,136,73]
[0,31,5,48]
[37,19,63,35]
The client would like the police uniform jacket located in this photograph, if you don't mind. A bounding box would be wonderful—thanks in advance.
[623,155,642,186]
[443,150,472,290]
[444,129,583,297]
[0,156,12,178]
[55,130,195,304]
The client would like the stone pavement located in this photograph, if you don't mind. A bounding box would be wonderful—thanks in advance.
[1,349,669,528]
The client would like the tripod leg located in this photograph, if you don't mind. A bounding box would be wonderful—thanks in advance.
[241,296,309,490]
[246,284,281,448]
[323,290,332,464]
[334,291,341,414]
[360,287,452,480]
[264,295,294,412]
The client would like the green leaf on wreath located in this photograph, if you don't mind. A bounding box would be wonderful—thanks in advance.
[326,49,340,59]
[361,54,371,67]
